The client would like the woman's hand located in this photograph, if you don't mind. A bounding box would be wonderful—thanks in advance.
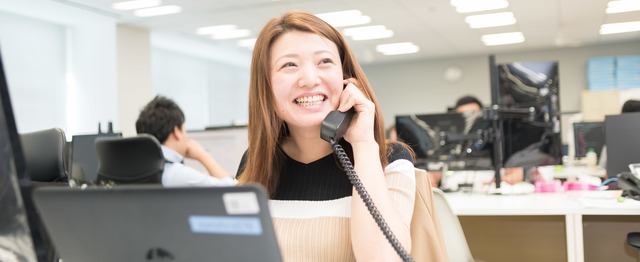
[338,78,375,144]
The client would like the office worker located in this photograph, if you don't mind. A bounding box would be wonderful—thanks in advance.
[136,95,234,187]
[236,11,417,261]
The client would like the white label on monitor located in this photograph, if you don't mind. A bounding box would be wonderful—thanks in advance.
[189,216,262,235]
[223,192,260,214]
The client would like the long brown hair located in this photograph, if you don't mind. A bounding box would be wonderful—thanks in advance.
[238,11,392,196]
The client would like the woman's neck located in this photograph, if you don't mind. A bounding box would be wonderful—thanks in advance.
[281,125,333,164]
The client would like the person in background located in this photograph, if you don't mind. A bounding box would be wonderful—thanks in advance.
[235,11,431,261]
[136,95,234,187]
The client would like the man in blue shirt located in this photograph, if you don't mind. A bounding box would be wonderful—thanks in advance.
[135,96,234,187]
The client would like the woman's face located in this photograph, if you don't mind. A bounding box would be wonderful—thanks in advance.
[269,30,344,129]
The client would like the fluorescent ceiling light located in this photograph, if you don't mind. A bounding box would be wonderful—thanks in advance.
[211,29,251,40]
[465,12,516,28]
[599,21,640,34]
[342,25,393,40]
[451,0,509,13]
[315,10,371,27]
[134,5,182,17]
[375,42,419,55]
[481,32,524,46]
[112,0,161,11]
[237,38,257,48]
[606,0,640,14]
[196,25,238,35]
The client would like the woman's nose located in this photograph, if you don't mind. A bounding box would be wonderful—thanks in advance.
[298,66,320,88]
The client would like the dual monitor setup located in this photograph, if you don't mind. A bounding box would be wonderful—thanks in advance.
[395,58,563,182]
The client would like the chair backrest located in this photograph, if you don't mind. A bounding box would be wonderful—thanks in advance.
[95,134,164,185]
[432,187,475,262]
[410,168,448,262]
[20,128,68,182]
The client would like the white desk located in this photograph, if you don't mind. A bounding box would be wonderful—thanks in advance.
[445,192,640,262]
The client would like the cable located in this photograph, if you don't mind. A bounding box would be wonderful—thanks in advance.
[330,139,415,262]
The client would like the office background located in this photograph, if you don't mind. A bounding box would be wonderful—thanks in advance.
[0,0,639,138]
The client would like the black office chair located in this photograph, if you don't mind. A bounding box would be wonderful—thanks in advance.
[20,128,68,183]
[95,134,164,185]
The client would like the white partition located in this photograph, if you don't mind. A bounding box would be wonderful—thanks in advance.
[184,127,248,177]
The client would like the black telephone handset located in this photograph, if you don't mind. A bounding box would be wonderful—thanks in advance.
[618,172,640,200]
[320,108,414,262]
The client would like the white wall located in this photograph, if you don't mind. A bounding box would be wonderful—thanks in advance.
[0,0,117,137]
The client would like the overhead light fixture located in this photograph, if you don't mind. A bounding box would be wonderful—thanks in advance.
[599,21,640,34]
[211,29,251,40]
[134,5,182,17]
[196,25,238,35]
[465,12,516,28]
[112,0,161,11]
[375,42,419,55]
[450,0,509,13]
[606,0,640,14]
[342,25,394,41]
[315,10,371,27]
[238,38,257,49]
[481,32,524,46]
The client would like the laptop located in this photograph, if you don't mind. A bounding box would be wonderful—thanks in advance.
[32,184,282,262]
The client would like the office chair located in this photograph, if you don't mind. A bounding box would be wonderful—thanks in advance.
[19,128,68,182]
[432,188,475,262]
[95,134,164,185]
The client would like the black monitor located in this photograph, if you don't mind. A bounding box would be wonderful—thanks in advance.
[70,133,121,183]
[605,113,640,178]
[0,48,47,261]
[573,122,605,159]
[494,60,563,167]
[396,113,465,159]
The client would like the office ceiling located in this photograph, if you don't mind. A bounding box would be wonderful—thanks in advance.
[59,0,639,65]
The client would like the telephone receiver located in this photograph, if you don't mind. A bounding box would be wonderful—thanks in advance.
[618,172,640,200]
[320,108,355,143]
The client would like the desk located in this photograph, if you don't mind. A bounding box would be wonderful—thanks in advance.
[445,192,640,262]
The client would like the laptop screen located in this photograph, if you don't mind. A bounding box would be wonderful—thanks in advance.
[0,48,40,261]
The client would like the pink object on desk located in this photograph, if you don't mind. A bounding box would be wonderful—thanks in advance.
[534,180,562,193]
[563,181,598,191]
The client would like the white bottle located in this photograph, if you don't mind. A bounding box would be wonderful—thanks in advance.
[585,147,598,172]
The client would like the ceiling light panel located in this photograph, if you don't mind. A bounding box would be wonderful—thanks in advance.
[481,32,525,46]
[465,12,516,28]
[196,25,238,35]
[343,25,393,41]
[134,5,182,17]
[315,10,371,27]
[606,0,640,14]
[451,0,509,13]
[375,42,419,55]
[599,21,640,34]
[112,0,161,11]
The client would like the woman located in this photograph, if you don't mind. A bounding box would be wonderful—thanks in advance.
[237,11,416,261]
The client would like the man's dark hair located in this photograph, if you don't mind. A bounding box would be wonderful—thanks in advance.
[622,99,640,113]
[136,95,185,144]
[455,95,483,109]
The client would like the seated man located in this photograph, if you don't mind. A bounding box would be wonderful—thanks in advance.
[136,95,234,187]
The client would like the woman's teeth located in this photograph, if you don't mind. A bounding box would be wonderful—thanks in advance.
[295,95,324,106]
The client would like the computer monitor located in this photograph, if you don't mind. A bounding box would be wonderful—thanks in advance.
[0,48,46,261]
[494,60,563,167]
[70,133,121,183]
[605,113,640,178]
[394,113,466,161]
[573,122,605,159]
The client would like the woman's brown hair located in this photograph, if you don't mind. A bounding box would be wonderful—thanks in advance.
[238,11,397,196]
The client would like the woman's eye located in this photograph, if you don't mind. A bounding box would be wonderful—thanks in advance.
[282,62,296,68]
[319,58,332,64]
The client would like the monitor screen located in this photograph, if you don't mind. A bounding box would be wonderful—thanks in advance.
[605,113,640,178]
[495,60,563,167]
[0,48,40,261]
[71,133,121,183]
[573,122,605,159]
